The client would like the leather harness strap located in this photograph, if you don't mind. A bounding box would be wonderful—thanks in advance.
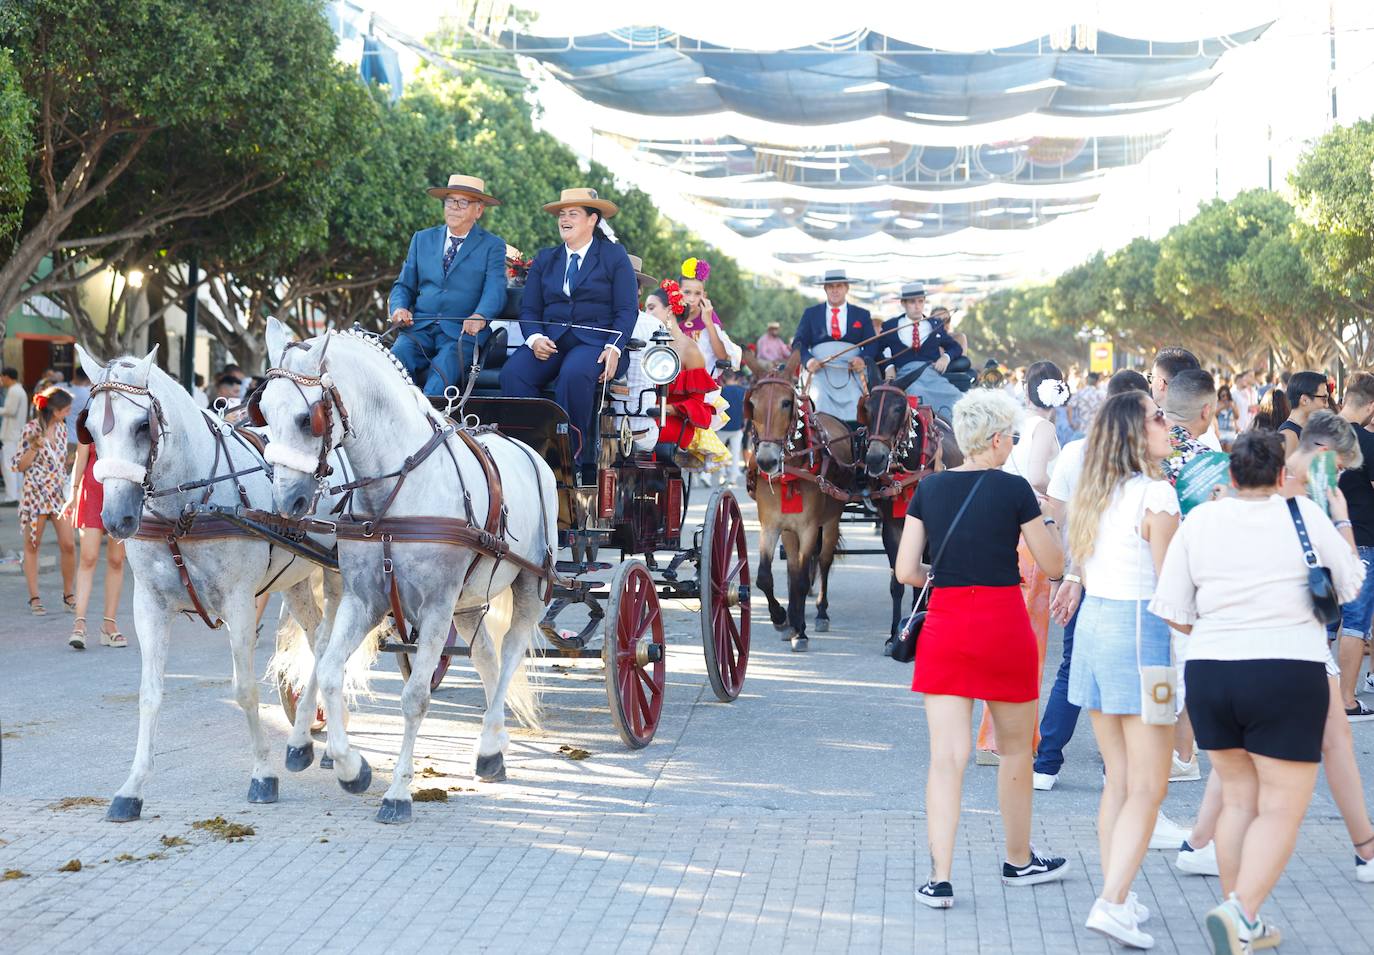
[133,513,252,629]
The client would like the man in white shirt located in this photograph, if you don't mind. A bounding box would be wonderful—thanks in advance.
[1,367,28,503]
[1231,369,1258,433]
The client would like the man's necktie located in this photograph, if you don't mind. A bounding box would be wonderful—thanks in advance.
[830,307,841,340]
[442,234,463,275]
[565,252,581,294]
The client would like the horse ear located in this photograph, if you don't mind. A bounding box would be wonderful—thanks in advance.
[265,316,292,369]
[74,343,106,383]
[130,346,158,387]
[783,350,801,378]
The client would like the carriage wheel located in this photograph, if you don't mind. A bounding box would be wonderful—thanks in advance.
[277,676,326,733]
[395,620,459,692]
[699,488,751,702]
[602,559,666,749]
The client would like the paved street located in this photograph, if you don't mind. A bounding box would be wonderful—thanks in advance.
[1,493,1372,954]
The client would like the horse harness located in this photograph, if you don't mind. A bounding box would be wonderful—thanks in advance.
[744,374,856,503]
[79,375,274,629]
[256,351,560,640]
[862,383,940,511]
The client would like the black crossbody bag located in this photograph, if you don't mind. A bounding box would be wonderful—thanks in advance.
[1286,497,1342,627]
[892,471,990,664]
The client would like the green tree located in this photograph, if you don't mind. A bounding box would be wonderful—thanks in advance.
[0,47,29,244]
[0,0,345,342]
[1289,119,1374,323]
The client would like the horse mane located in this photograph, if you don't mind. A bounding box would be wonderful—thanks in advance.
[329,326,415,388]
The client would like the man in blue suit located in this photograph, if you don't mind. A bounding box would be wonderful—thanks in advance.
[389,174,508,397]
[875,282,967,419]
[792,267,879,376]
[499,187,638,483]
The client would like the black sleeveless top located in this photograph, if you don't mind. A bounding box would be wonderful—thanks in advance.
[1278,420,1302,438]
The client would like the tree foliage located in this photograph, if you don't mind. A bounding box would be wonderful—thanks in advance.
[0,47,29,244]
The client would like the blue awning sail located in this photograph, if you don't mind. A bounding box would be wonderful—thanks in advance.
[500,24,1270,125]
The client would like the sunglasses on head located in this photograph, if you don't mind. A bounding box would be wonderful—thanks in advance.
[1146,408,1166,425]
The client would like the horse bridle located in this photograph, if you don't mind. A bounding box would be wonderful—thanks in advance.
[77,378,166,492]
[744,375,804,461]
[862,384,919,477]
[247,341,353,484]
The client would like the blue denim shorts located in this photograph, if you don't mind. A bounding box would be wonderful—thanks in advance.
[1338,545,1374,641]
[1068,595,1172,715]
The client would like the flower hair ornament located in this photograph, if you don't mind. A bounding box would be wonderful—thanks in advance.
[681,257,711,282]
[33,393,48,411]
[1036,378,1072,408]
[659,279,686,316]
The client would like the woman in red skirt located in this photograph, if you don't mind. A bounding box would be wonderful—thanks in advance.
[62,442,127,649]
[896,388,1067,909]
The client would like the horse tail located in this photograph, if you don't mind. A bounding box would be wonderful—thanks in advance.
[267,571,380,707]
[484,587,545,732]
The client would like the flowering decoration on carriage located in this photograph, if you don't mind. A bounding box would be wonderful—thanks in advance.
[505,245,533,284]
[680,257,710,282]
[659,278,687,316]
[1036,377,1072,408]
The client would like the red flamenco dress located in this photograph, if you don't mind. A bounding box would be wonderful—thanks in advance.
[655,368,730,470]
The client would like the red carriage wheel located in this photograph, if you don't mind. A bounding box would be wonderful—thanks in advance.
[277,677,326,732]
[699,487,750,702]
[603,559,666,749]
[395,620,459,692]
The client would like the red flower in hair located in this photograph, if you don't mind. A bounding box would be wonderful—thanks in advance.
[659,279,686,316]
[33,393,47,410]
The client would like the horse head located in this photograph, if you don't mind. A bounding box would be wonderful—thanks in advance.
[743,374,800,478]
[75,344,166,540]
[860,383,915,478]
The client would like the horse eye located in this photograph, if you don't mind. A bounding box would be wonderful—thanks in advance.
[135,420,150,434]
[781,399,793,410]
[296,413,312,432]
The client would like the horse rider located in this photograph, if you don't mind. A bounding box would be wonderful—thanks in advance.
[388,174,508,397]
[499,187,639,484]
[876,281,967,420]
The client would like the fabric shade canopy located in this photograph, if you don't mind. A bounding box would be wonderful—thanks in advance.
[500,25,1270,126]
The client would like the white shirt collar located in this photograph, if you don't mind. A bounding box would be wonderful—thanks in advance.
[565,240,593,260]
[446,229,468,243]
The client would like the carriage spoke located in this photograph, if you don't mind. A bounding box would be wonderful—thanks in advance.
[633,673,653,725]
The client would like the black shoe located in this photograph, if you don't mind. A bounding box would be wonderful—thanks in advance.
[1346,699,1374,722]
[915,881,953,908]
[883,637,895,657]
[1002,851,1070,886]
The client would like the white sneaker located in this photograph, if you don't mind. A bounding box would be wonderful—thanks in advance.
[1357,852,1374,883]
[1086,897,1154,949]
[1362,671,1374,695]
[1032,772,1057,791]
[1149,812,1191,851]
[1169,752,1201,782]
[1176,839,1220,876]
[1127,891,1151,925]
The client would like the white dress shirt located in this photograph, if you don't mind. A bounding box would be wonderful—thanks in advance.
[529,239,618,357]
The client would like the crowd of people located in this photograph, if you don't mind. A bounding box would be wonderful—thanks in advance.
[897,345,1374,953]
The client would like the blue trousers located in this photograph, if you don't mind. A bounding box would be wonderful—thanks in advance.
[1034,601,1082,776]
[391,323,490,397]
[500,340,624,465]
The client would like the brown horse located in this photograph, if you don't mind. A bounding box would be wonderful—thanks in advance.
[743,366,853,652]
[858,383,964,654]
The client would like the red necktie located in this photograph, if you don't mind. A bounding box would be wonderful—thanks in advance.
[830,307,841,339]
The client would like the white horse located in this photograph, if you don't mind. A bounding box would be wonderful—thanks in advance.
[73,344,362,822]
[255,317,556,823]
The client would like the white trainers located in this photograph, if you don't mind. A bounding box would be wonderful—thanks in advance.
[1206,893,1282,952]
[1177,839,1220,876]
[1362,671,1374,695]
[1149,811,1191,851]
[1357,852,1374,883]
[1032,772,1057,791]
[1169,751,1201,782]
[1086,897,1154,949]
[1127,891,1151,924]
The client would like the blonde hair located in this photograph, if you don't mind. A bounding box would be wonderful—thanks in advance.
[951,388,1020,457]
[1069,392,1161,567]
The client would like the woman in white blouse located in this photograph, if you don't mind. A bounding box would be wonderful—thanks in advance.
[1151,430,1365,954]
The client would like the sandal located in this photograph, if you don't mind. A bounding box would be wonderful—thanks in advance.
[69,617,87,651]
[63,593,76,613]
[28,596,46,616]
[100,617,128,649]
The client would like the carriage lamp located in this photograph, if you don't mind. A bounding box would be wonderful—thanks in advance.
[641,331,680,387]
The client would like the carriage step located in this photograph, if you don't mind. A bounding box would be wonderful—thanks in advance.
[555,560,612,575]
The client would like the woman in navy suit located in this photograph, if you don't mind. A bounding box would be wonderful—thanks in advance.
[499,187,639,482]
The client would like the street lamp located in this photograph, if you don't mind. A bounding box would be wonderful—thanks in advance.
[126,269,145,289]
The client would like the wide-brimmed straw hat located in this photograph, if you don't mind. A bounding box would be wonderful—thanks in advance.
[627,254,657,291]
[426,174,501,205]
[543,187,619,219]
[816,267,851,285]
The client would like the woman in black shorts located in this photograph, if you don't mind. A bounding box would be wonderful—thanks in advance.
[1152,431,1365,954]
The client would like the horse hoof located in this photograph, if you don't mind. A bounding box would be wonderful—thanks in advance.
[247,777,279,804]
[338,756,372,795]
[475,751,507,783]
[815,618,830,633]
[105,796,143,823]
[790,636,809,653]
[771,619,789,633]
[285,743,315,773]
[882,637,895,658]
[320,753,334,770]
[377,798,412,824]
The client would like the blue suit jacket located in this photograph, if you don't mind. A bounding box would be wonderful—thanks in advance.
[877,316,964,365]
[387,223,508,338]
[791,302,877,364]
[519,238,639,351]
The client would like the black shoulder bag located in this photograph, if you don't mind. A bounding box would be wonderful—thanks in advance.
[892,470,990,663]
[1286,497,1342,627]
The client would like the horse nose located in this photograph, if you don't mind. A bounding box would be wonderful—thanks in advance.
[866,447,890,475]
[287,493,311,519]
[111,514,137,539]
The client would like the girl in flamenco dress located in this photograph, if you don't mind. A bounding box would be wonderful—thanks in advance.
[677,257,743,378]
[643,280,732,473]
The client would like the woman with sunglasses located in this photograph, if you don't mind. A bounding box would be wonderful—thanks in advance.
[1064,392,1178,947]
